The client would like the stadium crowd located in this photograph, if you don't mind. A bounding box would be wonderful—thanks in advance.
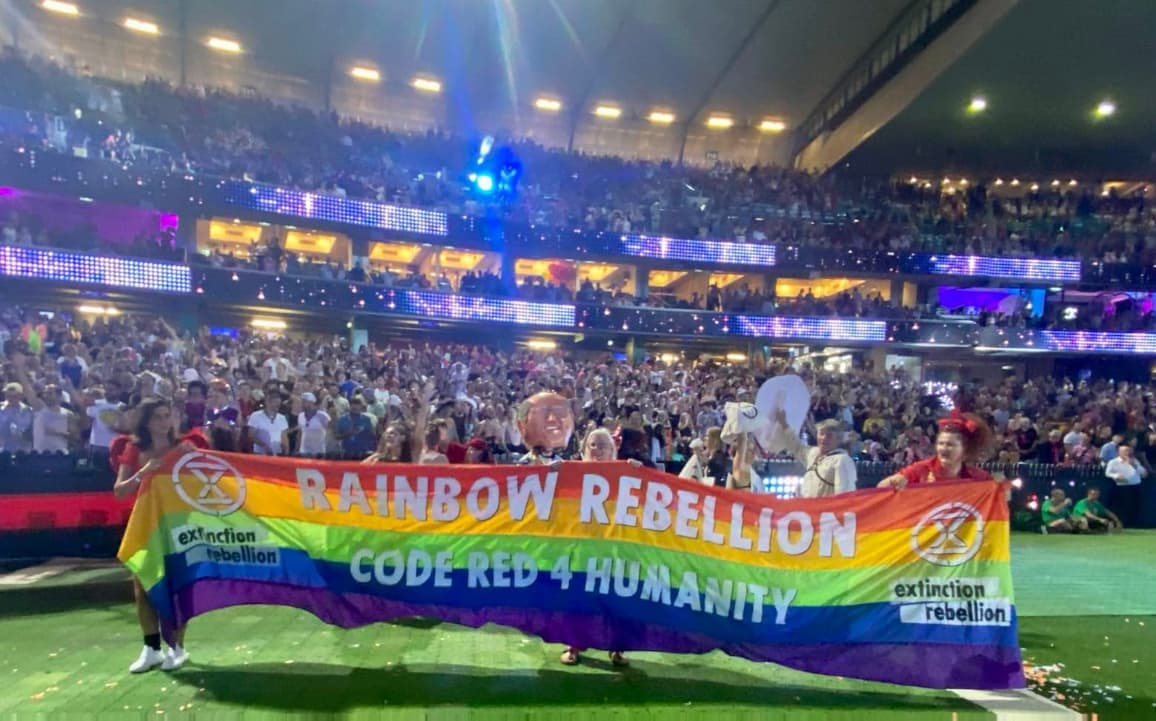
[3,303,1156,489]
[2,47,1153,268]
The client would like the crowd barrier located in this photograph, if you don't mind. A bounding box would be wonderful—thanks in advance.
[1,451,1152,562]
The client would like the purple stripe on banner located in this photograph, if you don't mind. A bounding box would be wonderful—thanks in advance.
[167,579,1025,690]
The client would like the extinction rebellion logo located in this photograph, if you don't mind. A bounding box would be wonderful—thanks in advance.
[910,502,985,567]
[171,452,247,516]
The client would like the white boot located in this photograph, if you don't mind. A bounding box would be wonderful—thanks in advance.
[129,645,165,673]
[161,645,189,671]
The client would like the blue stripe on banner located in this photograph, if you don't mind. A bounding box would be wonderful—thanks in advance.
[157,550,1020,649]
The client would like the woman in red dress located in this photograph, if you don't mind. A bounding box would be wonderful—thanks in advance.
[112,398,207,673]
[878,412,994,489]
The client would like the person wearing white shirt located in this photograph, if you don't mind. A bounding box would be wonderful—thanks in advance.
[32,385,74,453]
[678,438,709,485]
[294,392,330,457]
[85,388,123,450]
[771,412,857,498]
[247,393,289,456]
[262,349,292,381]
[1104,444,1146,527]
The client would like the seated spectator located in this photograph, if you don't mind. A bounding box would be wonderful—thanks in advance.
[1033,429,1065,464]
[1072,487,1122,532]
[1041,489,1082,533]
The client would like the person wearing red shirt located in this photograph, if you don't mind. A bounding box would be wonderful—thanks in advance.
[112,399,208,674]
[879,412,994,489]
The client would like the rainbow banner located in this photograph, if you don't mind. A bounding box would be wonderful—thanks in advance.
[118,451,1023,689]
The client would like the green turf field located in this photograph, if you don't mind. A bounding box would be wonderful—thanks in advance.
[1,532,1153,719]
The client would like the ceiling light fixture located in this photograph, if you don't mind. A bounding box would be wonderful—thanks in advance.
[41,0,79,15]
[411,77,442,93]
[206,37,242,53]
[123,17,159,34]
[349,66,381,82]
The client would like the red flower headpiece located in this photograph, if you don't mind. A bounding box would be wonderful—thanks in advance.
[938,410,978,436]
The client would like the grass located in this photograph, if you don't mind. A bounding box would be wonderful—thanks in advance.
[0,531,1154,719]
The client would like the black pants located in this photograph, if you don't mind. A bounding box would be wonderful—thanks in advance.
[1108,483,1144,527]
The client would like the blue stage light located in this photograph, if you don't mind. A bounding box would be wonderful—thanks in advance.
[475,174,495,194]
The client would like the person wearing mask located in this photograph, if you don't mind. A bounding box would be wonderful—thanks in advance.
[879,412,994,489]
[770,411,857,498]
[1104,445,1146,527]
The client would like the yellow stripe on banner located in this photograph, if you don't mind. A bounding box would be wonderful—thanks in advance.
[131,472,1009,571]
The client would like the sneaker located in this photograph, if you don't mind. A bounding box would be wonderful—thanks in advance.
[161,645,189,672]
[129,645,165,673]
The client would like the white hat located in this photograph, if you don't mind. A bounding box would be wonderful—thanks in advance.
[183,369,200,382]
[689,438,705,451]
[301,392,317,403]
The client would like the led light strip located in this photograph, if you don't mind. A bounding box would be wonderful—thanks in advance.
[0,246,191,293]
[925,255,1081,282]
[1038,330,1156,354]
[619,235,776,267]
[732,315,887,342]
[222,181,448,236]
[389,290,575,327]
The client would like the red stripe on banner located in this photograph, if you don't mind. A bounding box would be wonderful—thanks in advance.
[0,493,135,531]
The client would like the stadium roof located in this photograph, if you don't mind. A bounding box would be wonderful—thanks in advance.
[846,0,1156,175]
[22,0,1155,174]
[53,0,911,127]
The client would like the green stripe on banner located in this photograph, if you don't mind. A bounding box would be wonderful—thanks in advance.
[136,510,1014,608]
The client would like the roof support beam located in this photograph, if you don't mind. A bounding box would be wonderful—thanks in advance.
[678,0,783,164]
[567,9,632,152]
[794,0,1020,172]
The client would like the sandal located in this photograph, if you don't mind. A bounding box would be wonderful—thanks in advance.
[609,651,628,667]
[560,649,580,665]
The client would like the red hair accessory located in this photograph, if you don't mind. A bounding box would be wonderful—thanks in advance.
[938,410,978,436]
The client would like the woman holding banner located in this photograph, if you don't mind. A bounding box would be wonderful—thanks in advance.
[878,412,993,489]
[112,398,206,673]
[559,427,631,668]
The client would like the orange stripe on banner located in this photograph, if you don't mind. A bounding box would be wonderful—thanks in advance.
[145,451,1009,534]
